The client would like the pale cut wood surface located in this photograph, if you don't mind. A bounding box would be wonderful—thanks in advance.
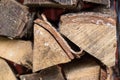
[63,55,100,80]
[59,12,116,67]
[33,23,70,72]
[0,58,17,80]
[0,37,32,68]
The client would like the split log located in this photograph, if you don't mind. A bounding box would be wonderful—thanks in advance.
[33,19,71,72]
[20,66,65,80]
[62,55,100,80]
[20,73,41,80]
[0,0,29,38]
[39,66,65,80]
[24,0,78,9]
[59,12,116,67]
[0,58,17,80]
[83,0,110,6]
[33,14,83,72]
[0,37,32,68]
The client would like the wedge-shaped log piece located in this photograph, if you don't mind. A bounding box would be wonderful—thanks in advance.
[20,66,65,80]
[59,12,116,67]
[24,0,78,9]
[0,58,17,80]
[0,0,28,38]
[33,22,71,72]
[0,37,32,68]
[63,55,100,80]
[83,0,110,5]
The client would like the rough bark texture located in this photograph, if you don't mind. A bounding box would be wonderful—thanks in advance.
[0,0,29,38]
[0,37,32,68]
[33,23,71,72]
[62,55,100,80]
[59,12,116,67]
[0,58,17,80]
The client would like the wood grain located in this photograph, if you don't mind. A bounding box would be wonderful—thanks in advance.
[0,37,32,68]
[0,0,29,38]
[0,58,17,80]
[33,23,71,72]
[59,12,116,67]
[63,55,100,80]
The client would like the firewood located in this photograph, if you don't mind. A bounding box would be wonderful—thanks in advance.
[83,0,110,5]
[52,0,78,5]
[39,66,65,80]
[59,12,116,67]
[0,0,29,38]
[33,19,71,72]
[20,66,65,80]
[24,0,78,9]
[0,37,32,68]
[62,55,100,80]
[0,58,17,80]
[20,73,41,80]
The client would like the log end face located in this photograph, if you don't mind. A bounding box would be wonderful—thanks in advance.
[33,23,70,72]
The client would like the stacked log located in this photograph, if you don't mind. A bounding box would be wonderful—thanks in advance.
[0,0,118,80]
[0,0,29,38]
[59,12,116,67]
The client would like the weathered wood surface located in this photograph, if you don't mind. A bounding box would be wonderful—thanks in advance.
[24,0,78,9]
[20,73,41,80]
[33,19,71,72]
[59,12,116,67]
[39,66,65,80]
[53,0,78,5]
[0,37,32,68]
[0,0,29,38]
[83,0,110,5]
[0,58,17,80]
[62,55,100,80]
[92,6,116,18]
[20,66,65,80]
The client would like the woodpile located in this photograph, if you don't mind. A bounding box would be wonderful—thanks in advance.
[0,0,117,80]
